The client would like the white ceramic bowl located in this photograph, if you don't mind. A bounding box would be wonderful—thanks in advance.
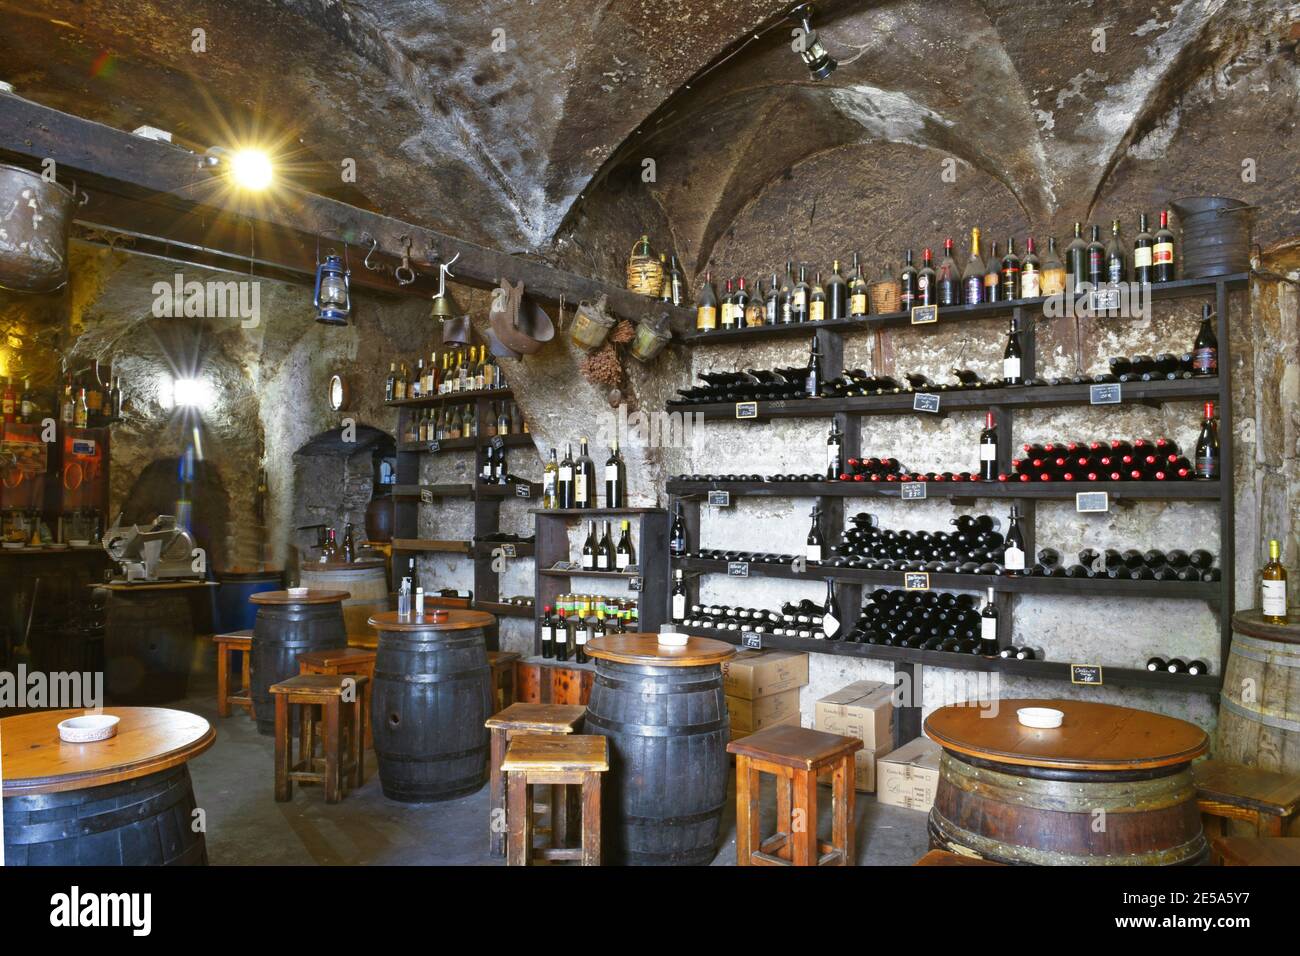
[58,714,121,743]
[1017,707,1064,729]
[657,632,689,647]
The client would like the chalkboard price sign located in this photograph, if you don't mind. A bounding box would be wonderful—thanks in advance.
[497,544,517,559]
[1089,383,1122,405]
[911,304,939,325]
[628,576,642,592]
[514,483,532,498]
[707,490,731,507]
[490,435,506,451]
[727,561,750,577]
[741,631,763,650]
[735,402,758,420]
[1075,491,1109,513]
[427,440,441,454]
[1089,288,1122,313]
[913,393,941,414]
[901,481,927,500]
[904,572,930,591]
[1070,663,1104,686]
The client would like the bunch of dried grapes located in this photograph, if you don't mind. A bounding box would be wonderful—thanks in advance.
[580,341,624,389]
[610,319,636,345]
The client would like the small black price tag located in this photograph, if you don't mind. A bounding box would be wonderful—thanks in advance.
[490,435,505,451]
[1070,663,1104,686]
[913,393,941,414]
[1089,383,1122,405]
[1075,491,1109,513]
[499,543,517,558]
[707,490,731,507]
[427,440,441,454]
[727,561,750,577]
[910,304,938,325]
[901,481,927,500]
[742,631,763,650]
[549,561,577,572]
[628,576,642,592]
[904,572,930,591]
[1089,288,1122,312]
[514,483,531,498]
[735,402,758,419]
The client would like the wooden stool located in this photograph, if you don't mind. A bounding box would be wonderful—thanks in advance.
[270,674,367,804]
[485,703,585,857]
[487,651,520,711]
[727,724,863,866]
[299,646,377,749]
[1194,759,1300,839]
[501,734,607,866]
[1211,836,1300,866]
[914,849,1004,866]
[212,630,253,718]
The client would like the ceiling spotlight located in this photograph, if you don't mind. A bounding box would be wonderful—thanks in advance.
[200,146,274,191]
[793,4,836,81]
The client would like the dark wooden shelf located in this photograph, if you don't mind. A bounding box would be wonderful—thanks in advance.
[474,599,535,619]
[675,625,1221,693]
[391,538,474,555]
[674,556,1220,600]
[539,567,642,579]
[393,482,543,501]
[386,387,514,408]
[667,478,1223,501]
[472,540,536,559]
[528,507,668,517]
[397,437,477,453]
[679,273,1248,345]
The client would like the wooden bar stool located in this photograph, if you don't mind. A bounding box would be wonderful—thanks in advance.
[299,646,377,748]
[487,651,520,711]
[1211,836,1300,866]
[485,703,586,856]
[270,674,368,804]
[1194,759,1300,839]
[212,630,253,718]
[727,724,863,866]
[501,734,607,866]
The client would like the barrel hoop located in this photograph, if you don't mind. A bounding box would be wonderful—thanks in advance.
[954,752,1186,783]
[928,811,1207,866]
[377,744,487,763]
[5,771,192,845]
[619,803,726,828]
[939,753,1195,814]
[582,710,727,737]
[1218,693,1300,732]
[1227,634,1300,665]
[373,666,489,685]
[593,672,723,695]
[597,661,723,681]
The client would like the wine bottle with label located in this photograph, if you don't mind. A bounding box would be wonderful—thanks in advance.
[720,278,736,330]
[695,272,718,332]
[809,271,826,322]
[575,613,591,664]
[780,260,794,323]
[615,520,635,570]
[962,228,985,305]
[605,438,627,507]
[849,253,869,317]
[554,609,570,662]
[598,520,616,571]
[558,444,576,508]
[917,248,936,306]
[543,448,559,508]
[807,506,824,563]
[979,411,999,480]
[1153,210,1176,282]
[669,502,687,557]
[937,238,961,307]
[671,569,687,622]
[1000,238,1021,300]
[1194,402,1220,480]
[805,335,822,398]
[1262,538,1288,624]
[1086,225,1106,289]
[792,265,810,323]
[1192,304,1218,376]
[1106,219,1127,284]
[575,438,596,507]
[1003,505,1027,574]
[899,250,918,310]
[1040,237,1066,296]
[982,240,1001,303]
[980,587,999,655]
[1003,318,1023,385]
[826,421,844,480]
[1021,238,1041,298]
[827,260,847,320]
[541,605,555,659]
[735,277,751,327]
[1065,223,1087,294]
[821,580,841,640]
[1133,213,1154,284]
[582,520,598,570]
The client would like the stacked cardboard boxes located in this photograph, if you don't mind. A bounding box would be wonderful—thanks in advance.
[721,649,809,740]
[877,737,943,812]
[813,680,895,792]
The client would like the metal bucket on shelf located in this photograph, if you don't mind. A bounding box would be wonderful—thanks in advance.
[0,163,85,293]
[1169,196,1253,279]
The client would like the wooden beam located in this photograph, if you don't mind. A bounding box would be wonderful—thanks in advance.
[0,93,694,330]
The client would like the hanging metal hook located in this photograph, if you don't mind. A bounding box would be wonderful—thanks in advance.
[433,251,460,298]
[361,233,382,272]
[394,235,417,286]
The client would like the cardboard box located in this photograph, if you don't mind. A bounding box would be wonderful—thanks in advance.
[817,746,883,793]
[877,737,942,812]
[728,709,799,741]
[814,680,894,751]
[726,688,800,734]
[721,649,809,700]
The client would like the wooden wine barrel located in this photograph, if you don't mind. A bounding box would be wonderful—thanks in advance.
[103,586,197,705]
[249,590,349,736]
[925,699,1208,865]
[1218,609,1300,774]
[298,560,387,649]
[584,634,735,865]
[2,707,214,866]
[369,609,495,802]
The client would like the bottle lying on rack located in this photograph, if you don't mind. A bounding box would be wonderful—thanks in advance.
[1007,434,1195,482]
[828,511,1011,573]
[1032,547,1220,581]
[1147,656,1210,676]
[848,588,984,652]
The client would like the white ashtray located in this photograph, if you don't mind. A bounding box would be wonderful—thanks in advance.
[1017,707,1064,729]
[657,632,689,647]
[68,539,91,547]
[287,586,309,597]
[58,714,121,743]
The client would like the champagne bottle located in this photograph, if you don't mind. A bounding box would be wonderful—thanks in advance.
[962,228,985,305]
[1262,538,1288,624]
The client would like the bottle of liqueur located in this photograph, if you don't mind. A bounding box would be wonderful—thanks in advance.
[598,520,615,571]
[582,520,598,570]
[695,271,718,332]
[983,240,1001,302]
[780,260,795,323]
[916,248,936,306]
[1192,304,1218,376]
[979,587,999,655]
[74,388,89,429]
[575,438,597,507]
[669,502,688,557]
[1002,318,1023,385]
[937,238,961,307]
[820,580,841,640]
[805,336,823,398]
[615,520,635,570]
[1153,210,1176,282]
[1194,401,1220,480]
[720,278,738,330]
[541,605,555,659]
[1262,538,1289,624]
[1065,222,1088,294]
[899,250,918,310]
[558,444,576,507]
[1040,237,1066,296]
[1020,237,1042,298]
[826,420,844,480]
[1106,219,1128,284]
[979,411,999,480]
[1086,225,1106,289]
[671,569,687,622]
[605,438,627,507]
[792,265,811,322]
[849,253,870,317]
[1000,238,1021,300]
[827,260,848,320]
[806,506,825,563]
[1003,505,1027,574]
[962,228,985,305]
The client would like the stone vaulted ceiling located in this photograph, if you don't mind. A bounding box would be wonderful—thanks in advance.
[2,0,1297,274]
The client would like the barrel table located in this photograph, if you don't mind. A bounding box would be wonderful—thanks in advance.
[925,699,1208,866]
[249,589,349,736]
[1,707,214,866]
[297,559,387,649]
[102,581,217,705]
[584,634,734,865]
[369,609,495,802]
[1218,608,1300,774]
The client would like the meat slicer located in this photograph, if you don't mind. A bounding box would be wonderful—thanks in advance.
[102,514,200,583]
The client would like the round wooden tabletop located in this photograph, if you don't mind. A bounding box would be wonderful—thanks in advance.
[301,558,386,571]
[924,698,1208,772]
[585,633,736,667]
[1,707,215,797]
[1232,608,1300,644]
[368,609,496,632]
[250,588,351,605]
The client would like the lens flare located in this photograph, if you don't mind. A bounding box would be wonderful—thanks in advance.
[228,149,273,191]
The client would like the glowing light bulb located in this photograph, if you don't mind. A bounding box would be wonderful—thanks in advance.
[228,149,273,191]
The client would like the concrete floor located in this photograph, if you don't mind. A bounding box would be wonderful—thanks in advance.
[181,673,930,866]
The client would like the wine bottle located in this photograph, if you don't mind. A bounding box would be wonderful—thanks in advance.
[735,277,751,327]
[1106,219,1127,284]
[1065,222,1087,294]
[917,248,936,306]
[765,272,780,324]
[558,444,576,508]
[1153,210,1176,282]
[1003,505,1027,574]
[827,259,848,321]
[792,265,811,323]
[554,608,570,662]
[962,228,985,305]
[575,437,597,507]
[979,411,999,481]
[937,238,961,307]
[821,580,841,640]
[669,502,687,557]
[1040,237,1066,296]
[979,587,998,655]
[615,519,635,570]
[982,240,1001,303]
[575,612,591,664]
[695,272,718,332]
[582,520,598,570]
[1003,318,1023,385]
[720,278,737,330]
[1262,538,1288,624]
[1193,402,1220,480]
[541,605,555,658]
[1086,225,1106,288]
[1145,656,1166,672]
[1165,658,1186,674]
[671,569,687,622]
[899,249,918,310]
[598,520,616,571]
[1021,237,1041,298]
[1186,660,1209,676]
[543,448,559,509]
[809,271,827,321]
[1000,238,1021,300]
[807,506,824,564]
[849,253,869,317]
[780,260,795,324]
[805,335,822,398]
[1133,213,1153,284]
[605,438,627,507]
[1192,304,1218,376]
[826,420,844,480]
